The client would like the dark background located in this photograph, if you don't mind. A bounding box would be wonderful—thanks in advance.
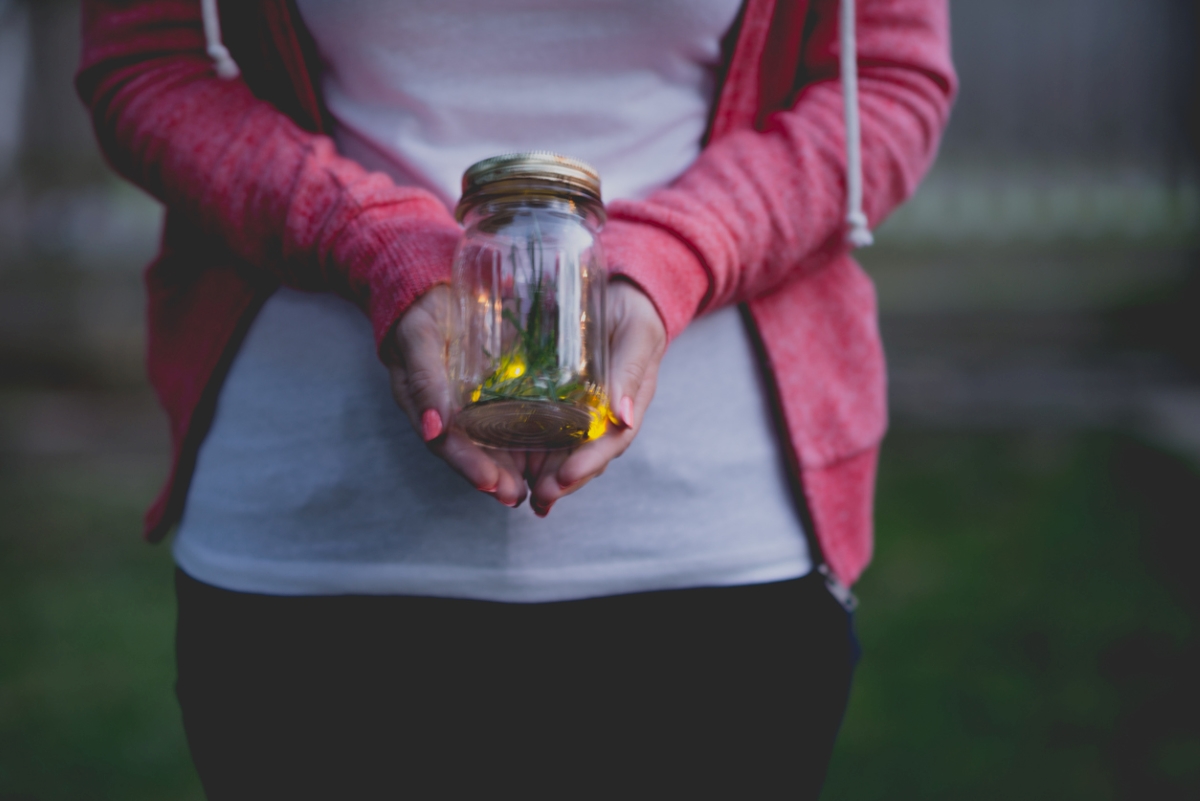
[2,1,1199,798]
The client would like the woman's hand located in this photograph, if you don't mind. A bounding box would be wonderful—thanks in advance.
[385,285,528,508]
[525,279,667,516]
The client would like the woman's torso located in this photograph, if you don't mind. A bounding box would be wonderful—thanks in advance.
[172,0,812,601]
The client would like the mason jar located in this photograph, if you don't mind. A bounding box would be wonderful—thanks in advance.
[449,152,610,450]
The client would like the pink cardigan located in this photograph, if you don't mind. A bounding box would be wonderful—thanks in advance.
[76,0,955,584]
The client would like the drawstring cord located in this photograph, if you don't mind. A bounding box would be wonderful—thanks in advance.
[201,0,240,80]
[840,0,873,248]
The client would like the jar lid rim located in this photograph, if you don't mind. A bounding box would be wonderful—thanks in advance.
[457,152,602,220]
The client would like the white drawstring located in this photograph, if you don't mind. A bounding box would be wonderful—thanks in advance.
[200,0,240,80]
[840,0,873,248]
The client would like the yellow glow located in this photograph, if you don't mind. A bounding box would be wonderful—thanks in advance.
[587,408,608,441]
[585,392,618,441]
[470,387,481,402]
[498,354,525,381]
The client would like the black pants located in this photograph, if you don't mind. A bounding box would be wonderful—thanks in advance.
[176,569,858,800]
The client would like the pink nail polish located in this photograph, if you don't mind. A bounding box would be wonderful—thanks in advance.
[619,396,635,428]
[421,409,443,441]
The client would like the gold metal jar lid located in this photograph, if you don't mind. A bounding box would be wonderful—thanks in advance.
[456,151,602,222]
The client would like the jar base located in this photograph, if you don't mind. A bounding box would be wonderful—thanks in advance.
[458,399,593,450]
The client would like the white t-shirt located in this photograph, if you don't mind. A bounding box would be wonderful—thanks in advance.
[172,0,813,602]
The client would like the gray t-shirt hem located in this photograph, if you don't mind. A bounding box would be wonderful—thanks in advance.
[174,536,811,603]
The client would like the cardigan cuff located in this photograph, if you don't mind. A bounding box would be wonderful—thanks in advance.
[347,220,462,353]
[600,218,710,343]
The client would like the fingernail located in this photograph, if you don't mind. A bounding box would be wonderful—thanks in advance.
[619,396,635,428]
[483,486,516,507]
[421,409,443,441]
[532,500,554,518]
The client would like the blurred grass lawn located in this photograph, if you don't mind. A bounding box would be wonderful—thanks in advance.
[826,430,1200,800]
[0,460,202,801]
[1,428,1198,799]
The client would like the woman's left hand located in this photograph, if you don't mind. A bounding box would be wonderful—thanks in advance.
[386,284,529,508]
[525,279,667,516]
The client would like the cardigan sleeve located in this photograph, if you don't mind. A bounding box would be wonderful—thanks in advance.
[600,0,957,341]
[75,0,463,349]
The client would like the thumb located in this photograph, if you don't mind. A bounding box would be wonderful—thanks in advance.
[607,283,667,431]
[392,291,453,442]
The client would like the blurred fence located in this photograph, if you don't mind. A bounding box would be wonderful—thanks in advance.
[890,0,1197,245]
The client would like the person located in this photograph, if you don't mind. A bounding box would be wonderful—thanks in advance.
[77,0,955,797]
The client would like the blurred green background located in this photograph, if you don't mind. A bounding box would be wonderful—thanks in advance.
[2,0,1199,798]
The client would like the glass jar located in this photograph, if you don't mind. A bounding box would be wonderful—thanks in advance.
[449,152,611,450]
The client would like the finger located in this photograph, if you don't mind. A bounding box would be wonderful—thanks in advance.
[432,431,528,507]
[505,448,529,486]
[492,447,529,508]
[524,450,549,485]
[389,288,453,441]
[607,286,666,432]
[609,338,661,431]
[397,338,451,442]
[528,430,633,514]
[388,361,449,442]
[527,450,570,516]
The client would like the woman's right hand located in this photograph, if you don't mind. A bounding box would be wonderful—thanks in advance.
[524,279,667,517]
[385,285,528,508]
